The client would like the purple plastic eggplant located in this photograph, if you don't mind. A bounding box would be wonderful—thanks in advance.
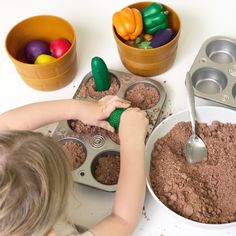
[150,28,175,48]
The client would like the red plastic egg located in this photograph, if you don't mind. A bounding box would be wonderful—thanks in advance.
[50,38,71,58]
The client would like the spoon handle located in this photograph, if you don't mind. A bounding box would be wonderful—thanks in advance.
[185,72,196,134]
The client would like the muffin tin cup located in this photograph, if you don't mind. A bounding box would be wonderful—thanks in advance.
[189,36,236,108]
[52,69,166,191]
[53,120,119,191]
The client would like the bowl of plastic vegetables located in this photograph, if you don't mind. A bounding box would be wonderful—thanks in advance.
[112,2,181,76]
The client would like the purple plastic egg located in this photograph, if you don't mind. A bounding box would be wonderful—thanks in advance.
[150,28,176,48]
[24,40,50,64]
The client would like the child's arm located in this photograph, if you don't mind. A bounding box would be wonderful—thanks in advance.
[90,108,149,236]
[0,96,129,132]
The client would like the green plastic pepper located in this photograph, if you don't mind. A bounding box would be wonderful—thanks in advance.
[91,57,110,91]
[141,3,168,34]
[108,108,126,129]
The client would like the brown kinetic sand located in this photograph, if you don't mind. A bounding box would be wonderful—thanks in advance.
[94,154,120,185]
[70,120,105,134]
[125,83,160,110]
[70,119,120,144]
[108,131,120,144]
[70,119,151,146]
[79,75,120,99]
[70,120,107,136]
[150,121,236,224]
[62,140,86,170]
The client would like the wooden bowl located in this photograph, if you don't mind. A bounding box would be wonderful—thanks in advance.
[5,15,77,91]
[113,2,181,76]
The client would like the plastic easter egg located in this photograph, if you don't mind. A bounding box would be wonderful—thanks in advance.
[50,38,71,58]
[24,40,50,64]
[34,54,56,64]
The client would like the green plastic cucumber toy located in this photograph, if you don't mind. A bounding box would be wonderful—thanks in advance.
[108,108,126,129]
[91,57,110,91]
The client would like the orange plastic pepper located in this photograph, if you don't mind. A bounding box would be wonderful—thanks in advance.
[113,7,143,41]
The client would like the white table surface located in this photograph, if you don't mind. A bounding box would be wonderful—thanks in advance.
[1,0,236,235]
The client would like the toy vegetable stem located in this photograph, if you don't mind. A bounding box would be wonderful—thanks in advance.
[141,2,168,34]
[91,57,110,91]
[108,108,126,129]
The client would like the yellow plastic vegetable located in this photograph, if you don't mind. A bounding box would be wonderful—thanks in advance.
[113,7,143,41]
[144,34,153,41]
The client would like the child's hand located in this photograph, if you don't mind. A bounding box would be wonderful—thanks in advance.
[46,228,55,236]
[119,107,149,145]
[77,95,130,132]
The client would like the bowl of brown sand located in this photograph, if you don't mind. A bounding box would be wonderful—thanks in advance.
[145,106,236,228]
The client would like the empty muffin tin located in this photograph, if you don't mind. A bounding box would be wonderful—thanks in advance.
[52,69,166,191]
[189,36,236,109]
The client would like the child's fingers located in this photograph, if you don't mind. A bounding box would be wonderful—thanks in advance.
[110,96,130,106]
[125,107,140,113]
[124,108,148,120]
[103,99,129,117]
[97,120,115,133]
[103,95,130,106]
[111,96,131,108]
[114,100,130,108]
[47,229,56,236]
[116,97,131,105]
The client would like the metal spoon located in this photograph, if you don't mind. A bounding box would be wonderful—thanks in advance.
[184,72,207,164]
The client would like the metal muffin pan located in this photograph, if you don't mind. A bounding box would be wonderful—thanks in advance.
[189,36,236,108]
[52,69,166,191]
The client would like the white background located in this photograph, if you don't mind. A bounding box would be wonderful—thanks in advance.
[0,0,236,235]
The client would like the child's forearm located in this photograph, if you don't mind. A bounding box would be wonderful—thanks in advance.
[0,99,86,130]
[113,141,146,230]
[90,140,146,236]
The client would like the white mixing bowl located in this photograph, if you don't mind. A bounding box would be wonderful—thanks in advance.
[145,106,236,229]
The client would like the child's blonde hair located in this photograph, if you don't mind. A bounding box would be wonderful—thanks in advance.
[0,130,72,236]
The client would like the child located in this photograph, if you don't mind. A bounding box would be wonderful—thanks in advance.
[0,95,148,236]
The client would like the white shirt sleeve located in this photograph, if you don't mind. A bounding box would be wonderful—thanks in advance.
[54,217,94,236]
[65,231,94,236]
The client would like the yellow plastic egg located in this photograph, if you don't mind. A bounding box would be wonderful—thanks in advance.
[34,54,56,64]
